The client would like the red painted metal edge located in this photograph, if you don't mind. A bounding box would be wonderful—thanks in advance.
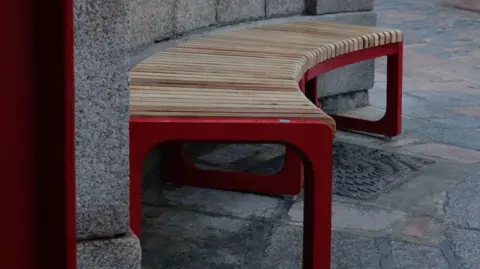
[34,0,76,268]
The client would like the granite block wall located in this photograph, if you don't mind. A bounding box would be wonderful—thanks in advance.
[307,0,374,15]
[74,0,141,268]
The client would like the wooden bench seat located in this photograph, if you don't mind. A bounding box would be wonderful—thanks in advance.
[130,21,401,128]
[129,21,403,269]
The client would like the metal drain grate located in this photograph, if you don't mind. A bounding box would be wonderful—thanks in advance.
[247,142,437,200]
[332,142,436,199]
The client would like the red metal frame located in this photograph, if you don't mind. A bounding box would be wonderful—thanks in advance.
[1,0,76,268]
[163,42,403,196]
[129,40,403,269]
[305,43,404,137]
[130,117,333,269]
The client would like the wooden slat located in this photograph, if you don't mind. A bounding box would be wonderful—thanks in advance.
[130,20,403,132]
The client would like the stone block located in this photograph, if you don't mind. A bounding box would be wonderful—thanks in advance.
[391,242,449,269]
[129,0,175,52]
[74,0,131,239]
[75,67,130,239]
[74,0,130,77]
[313,11,377,99]
[266,0,305,17]
[217,0,266,24]
[319,89,369,113]
[77,233,141,269]
[174,0,216,34]
[307,0,374,15]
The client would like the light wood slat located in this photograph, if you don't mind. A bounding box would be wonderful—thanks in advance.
[130,20,403,132]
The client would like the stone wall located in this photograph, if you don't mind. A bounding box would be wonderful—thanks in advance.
[74,0,141,268]
[75,1,376,269]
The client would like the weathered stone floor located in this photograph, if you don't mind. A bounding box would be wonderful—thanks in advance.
[141,0,480,268]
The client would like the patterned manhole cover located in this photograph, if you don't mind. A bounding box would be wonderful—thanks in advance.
[247,142,437,200]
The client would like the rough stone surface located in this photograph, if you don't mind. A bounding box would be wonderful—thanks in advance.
[332,232,382,269]
[162,186,282,218]
[446,228,480,269]
[129,0,175,52]
[77,233,141,269]
[142,206,252,269]
[74,0,130,239]
[391,241,449,269]
[217,0,266,24]
[262,226,381,269]
[404,143,480,164]
[319,89,369,113]
[174,0,217,34]
[307,0,374,15]
[445,173,480,229]
[288,201,405,232]
[266,0,305,17]
[314,11,377,99]
[261,225,302,269]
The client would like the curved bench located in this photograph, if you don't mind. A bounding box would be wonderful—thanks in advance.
[129,21,403,269]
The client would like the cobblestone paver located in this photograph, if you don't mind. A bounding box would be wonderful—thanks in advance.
[141,1,480,268]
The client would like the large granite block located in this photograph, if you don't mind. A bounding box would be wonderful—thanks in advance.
[75,66,130,239]
[77,233,141,269]
[74,0,130,77]
[217,0,266,24]
[129,0,175,52]
[174,0,216,34]
[306,0,374,15]
[319,89,369,113]
[75,0,131,240]
[266,0,305,17]
[313,11,377,100]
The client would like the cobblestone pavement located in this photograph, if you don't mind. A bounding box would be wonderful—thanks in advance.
[141,1,480,268]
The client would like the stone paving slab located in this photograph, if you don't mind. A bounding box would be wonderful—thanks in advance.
[391,241,449,269]
[262,225,382,269]
[445,172,480,229]
[142,206,253,269]
[161,186,284,219]
[446,228,480,269]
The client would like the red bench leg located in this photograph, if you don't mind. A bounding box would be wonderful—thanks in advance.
[163,142,303,196]
[324,42,404,137]
[129,118,332,269]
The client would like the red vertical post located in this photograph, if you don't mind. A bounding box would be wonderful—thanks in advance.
[0,1,37,268]
[34,0,76,267]
[385,41,404,137]
[1,0,76,268]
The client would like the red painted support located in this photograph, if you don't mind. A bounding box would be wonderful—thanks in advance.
[1,0,76,268]
[130,117,333,269]
[319,42,404,137]
[164,143,303,195]
[163,42,403,196]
